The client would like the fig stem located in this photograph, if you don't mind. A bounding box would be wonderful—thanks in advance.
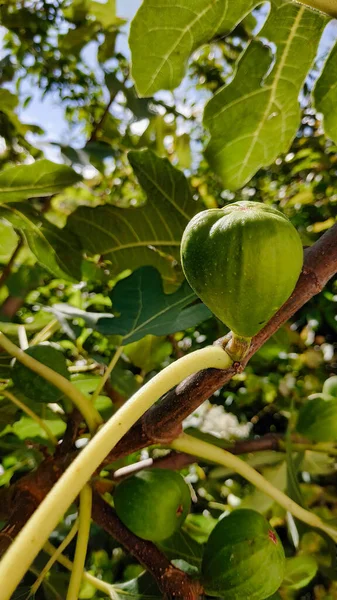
[29,521,79,597]
[1,388,58,446]
[43,540,118,597]
[171,433,337,542]
[225,333,251,362]
[0,332,103,433]
[66,485,92,600]
[292,0,337,17]
[0,344,232,600]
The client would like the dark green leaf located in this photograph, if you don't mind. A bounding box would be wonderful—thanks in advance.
[54,266,212,343]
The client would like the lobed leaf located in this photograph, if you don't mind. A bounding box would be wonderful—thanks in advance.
[0,203,82,281]
[314,40,337,142]
[204,0,326,190]
[66,149,200,283]
[129,0,259,96]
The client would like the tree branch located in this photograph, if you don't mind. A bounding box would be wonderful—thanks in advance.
[91,492,203,600]
[102,222,337,464]
[0,223,336,587]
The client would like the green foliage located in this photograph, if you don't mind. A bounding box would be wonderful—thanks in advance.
[0,0,337,598]
[66,150,200,283]
[11,343,70,403]
[114,469,191,541]
[323,376,337,398]
[296,395,337,442]
[314,41,337,143]
[53,266,211,343]
[204,1,326,189]
[0,160,81,203]
[283,554,318,590]
[130,0,258,96]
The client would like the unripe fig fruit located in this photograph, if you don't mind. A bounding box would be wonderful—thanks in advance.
[181,201,303,338]
[201,509,285,599]
[114,469,191,542]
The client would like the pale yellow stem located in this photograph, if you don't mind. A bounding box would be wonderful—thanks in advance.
[66,485,92,600]
[30,319,60,346]
[171,433,337,541]
[30,521,79,597]
[44,541,118,597]
[0,332,102,432]
[2,389,58,446]
[0,345,232,599]
[91,346,123,404]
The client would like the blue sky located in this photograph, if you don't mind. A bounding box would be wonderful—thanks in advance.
[0,0,141,156]
[0,1,336,161]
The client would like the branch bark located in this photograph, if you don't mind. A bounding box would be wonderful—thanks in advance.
[0,223,336,591]
[92,492,203,600]
[102,222,337,464]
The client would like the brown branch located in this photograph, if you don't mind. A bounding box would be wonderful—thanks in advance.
[91,492,203,600]
[88,91,118,143]
[102,222,337,464]
[0,224,336,589]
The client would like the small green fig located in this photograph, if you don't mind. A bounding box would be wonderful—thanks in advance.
[181,201,303,338]
[114,469,191,542]
[201,509,285,599]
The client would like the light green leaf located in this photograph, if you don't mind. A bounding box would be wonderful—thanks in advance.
[53,266,212,344]
[90,0,125,28]
[204,0,326,190]
[124,335,173,373]
[0,221,19,261]
[129,0,259,96]
[314,40,337,142]
[66,149,200,282]
[241,461,287,514]
[0,159,82,203]
[0,203,82,281]
[12,416,66,441]
[0,89,18,112]
[283,555,318,590]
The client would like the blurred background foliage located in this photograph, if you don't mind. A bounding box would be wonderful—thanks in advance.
[0,1,336,598]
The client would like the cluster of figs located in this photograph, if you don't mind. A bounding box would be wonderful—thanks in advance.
[114,469,285,599]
